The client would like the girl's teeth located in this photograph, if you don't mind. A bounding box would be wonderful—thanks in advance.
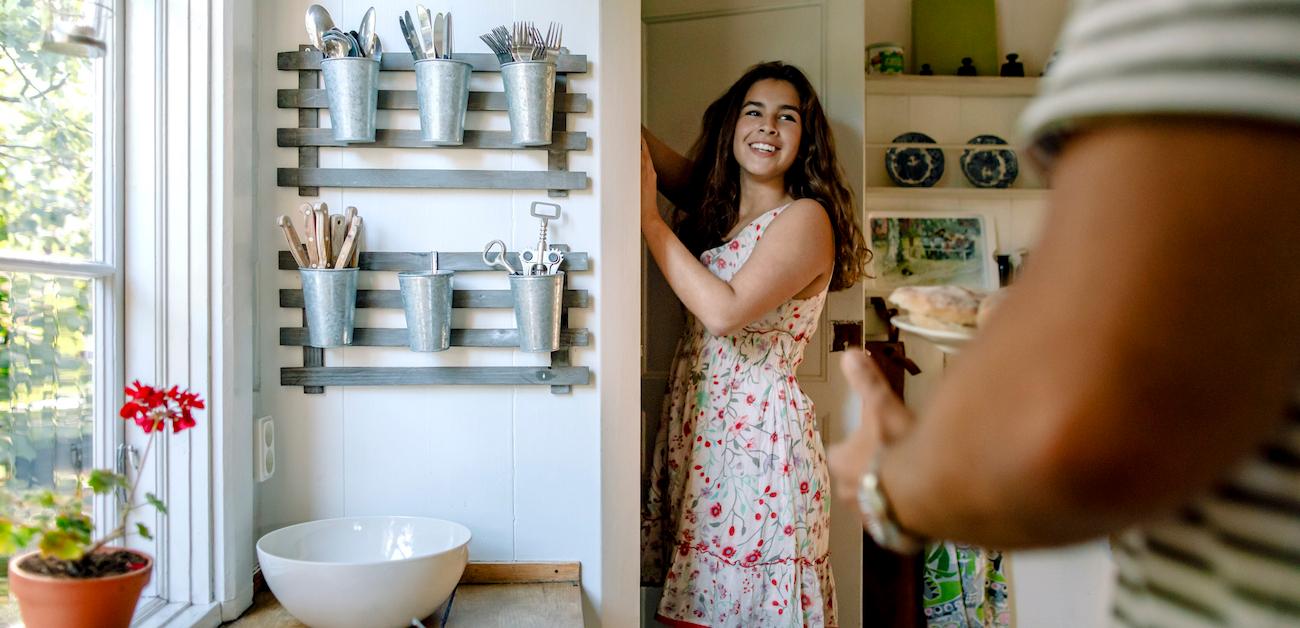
[752,143,775,153]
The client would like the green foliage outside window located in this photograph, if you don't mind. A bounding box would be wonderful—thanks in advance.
[0,0,100,611]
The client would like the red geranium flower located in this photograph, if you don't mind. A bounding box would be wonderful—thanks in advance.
[120,380,204,433]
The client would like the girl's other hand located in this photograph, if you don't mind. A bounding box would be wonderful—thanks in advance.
[641,137,662,230]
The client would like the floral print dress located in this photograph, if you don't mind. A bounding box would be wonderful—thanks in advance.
[642,205,837,627]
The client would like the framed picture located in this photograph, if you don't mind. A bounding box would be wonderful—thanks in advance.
[865,212,998,294]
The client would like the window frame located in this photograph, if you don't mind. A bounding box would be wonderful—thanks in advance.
[3,0,253,625]
[0,0,127,585]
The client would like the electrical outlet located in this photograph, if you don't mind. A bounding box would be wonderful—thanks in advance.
[255,416,275,482]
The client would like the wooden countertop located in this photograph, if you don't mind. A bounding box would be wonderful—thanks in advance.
[226,562,582,628]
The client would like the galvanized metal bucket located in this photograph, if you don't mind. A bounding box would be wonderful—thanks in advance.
[500,60,556,146]
[509,272,564,352]
[398,270,455,352]
[300,267,359,347]
[414,58,473,145]
[321,57,380,142]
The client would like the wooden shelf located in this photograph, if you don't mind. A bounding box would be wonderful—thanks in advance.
[278,249,590,395]
[866,75,1041,97]
[865,186,1048,199]
[278,48,590,197]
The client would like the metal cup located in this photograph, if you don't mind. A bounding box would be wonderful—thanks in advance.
[321,57,380,142]
[300,267,359,347]
[500,60,556,146]
[509,272,564,352]
[414,58,473,145]
[398,270,455,352]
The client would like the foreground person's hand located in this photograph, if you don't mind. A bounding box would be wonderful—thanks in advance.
[828,349,915,527]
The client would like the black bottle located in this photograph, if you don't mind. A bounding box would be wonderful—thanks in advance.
[996,254,1013,286]
[1000,53,1025,77]
[919,63,934,76]
[957,57,977,76]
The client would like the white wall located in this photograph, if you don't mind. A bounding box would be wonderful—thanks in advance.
[252,1,628,621]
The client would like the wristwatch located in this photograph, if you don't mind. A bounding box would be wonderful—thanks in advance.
[857,450,925,554]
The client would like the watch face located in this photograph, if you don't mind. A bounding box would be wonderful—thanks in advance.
[857,469,921,553]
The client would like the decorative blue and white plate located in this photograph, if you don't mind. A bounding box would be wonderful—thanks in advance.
[960,135,1019,188]
[885,132,944,188]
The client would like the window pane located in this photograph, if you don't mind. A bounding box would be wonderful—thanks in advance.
[0,272,95,620]
[0,3,100,260]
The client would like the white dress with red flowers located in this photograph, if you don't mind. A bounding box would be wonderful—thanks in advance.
[642,205,837,627]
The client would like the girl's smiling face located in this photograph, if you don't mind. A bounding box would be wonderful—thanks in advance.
[732,79,803,182]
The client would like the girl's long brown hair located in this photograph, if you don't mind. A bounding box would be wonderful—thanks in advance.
[676,61,869,291]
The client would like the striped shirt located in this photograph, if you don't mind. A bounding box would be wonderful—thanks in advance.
[1020,1,1300,626]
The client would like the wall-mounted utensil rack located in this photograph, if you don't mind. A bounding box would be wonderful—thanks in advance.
[277,48,590,197]
[279,248,590,395]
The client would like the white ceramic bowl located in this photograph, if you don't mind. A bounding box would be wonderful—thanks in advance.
[256,516,471,628]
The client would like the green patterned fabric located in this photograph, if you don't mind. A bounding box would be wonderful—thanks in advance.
[922,543,1012,628]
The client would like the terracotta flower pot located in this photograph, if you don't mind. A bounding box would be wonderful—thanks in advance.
[7,549,152,628]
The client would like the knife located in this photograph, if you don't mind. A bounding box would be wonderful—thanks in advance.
[303,209,320,268]
[315,206,331,268]
[334,216,363,270]
[278,215,310,268]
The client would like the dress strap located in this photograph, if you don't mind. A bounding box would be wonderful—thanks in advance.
[748,202,793,236]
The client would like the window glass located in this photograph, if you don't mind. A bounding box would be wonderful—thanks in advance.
[0,272,95,621]
[0,2,103,619]
[0,2,98,261]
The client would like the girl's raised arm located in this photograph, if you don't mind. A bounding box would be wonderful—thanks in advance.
[642,126,694,208]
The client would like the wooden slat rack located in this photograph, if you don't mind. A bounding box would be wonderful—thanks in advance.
[279,249,590,395]
[277,49,590,197]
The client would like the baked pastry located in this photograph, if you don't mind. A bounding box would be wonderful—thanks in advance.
[888,286,982,331]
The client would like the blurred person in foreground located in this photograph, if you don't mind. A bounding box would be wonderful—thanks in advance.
[829,0,1300,626]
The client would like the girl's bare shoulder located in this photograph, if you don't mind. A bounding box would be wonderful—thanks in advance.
[769,198,832,235]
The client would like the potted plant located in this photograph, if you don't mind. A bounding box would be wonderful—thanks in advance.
[1,382,203,628]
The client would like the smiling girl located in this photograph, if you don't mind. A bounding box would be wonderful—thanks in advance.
[640,62,868,627]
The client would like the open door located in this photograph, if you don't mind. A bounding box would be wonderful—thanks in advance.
[640,1,866,624]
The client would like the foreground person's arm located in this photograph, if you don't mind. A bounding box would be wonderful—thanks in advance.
[840,120,1300,548]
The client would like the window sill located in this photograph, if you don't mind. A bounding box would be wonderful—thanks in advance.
[133,598,221,628]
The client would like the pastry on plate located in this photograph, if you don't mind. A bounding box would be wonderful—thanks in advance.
[888,285,982,331]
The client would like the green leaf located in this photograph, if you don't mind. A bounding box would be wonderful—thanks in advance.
[135,523,152,540]
[0,519,16,554]
[88,469,127,494]
[38,530,86,561]
[54,513,92,541]
[36,491,56,508]
[145,492,167,515]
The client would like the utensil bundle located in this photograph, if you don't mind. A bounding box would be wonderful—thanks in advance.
[480,202,566,276]
[305,4,382,61]
[279,203,363,270]
[479,21,562,65]
[400,6,454,60]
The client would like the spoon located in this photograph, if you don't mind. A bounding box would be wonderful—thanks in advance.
[359,7,377,59]
[305,4,334,52]
[322,37,348,59]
